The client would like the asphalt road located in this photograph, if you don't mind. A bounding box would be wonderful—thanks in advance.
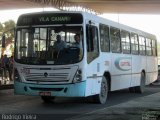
[0,85,159,120]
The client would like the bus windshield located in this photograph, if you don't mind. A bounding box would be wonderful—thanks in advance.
[15,26,83,65]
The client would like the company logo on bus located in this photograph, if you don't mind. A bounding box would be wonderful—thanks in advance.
[115,57,131,71]
[44,72,48,77]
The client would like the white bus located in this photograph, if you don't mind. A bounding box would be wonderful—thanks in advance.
[14,11,158,104]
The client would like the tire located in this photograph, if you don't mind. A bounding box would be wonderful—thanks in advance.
[135,72,145,93]
[129,87,135,93]
[41,96,55,103]
[93,76,109,104]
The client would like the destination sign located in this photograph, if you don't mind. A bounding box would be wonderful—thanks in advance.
[17,13,83,26]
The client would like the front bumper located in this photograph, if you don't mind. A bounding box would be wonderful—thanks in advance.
[14,81,86,97]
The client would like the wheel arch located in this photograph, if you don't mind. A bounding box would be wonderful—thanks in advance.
[142,69,146,77]
[141,69,146,84]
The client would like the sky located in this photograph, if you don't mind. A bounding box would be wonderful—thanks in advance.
[0,8,160,42]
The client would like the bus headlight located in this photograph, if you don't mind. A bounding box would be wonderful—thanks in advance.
[73,69,82,83]
[14,69,21,82]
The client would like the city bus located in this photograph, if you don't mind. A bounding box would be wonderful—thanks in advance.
[14,11,158,104]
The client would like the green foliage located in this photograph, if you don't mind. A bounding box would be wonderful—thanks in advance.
[0,23,3,36]
[0,20,16,47]
[0,20,15,38]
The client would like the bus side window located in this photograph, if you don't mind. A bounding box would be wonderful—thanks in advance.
[131,33,139,55]
[139,36,146,55]
[121,30,131,54]
[99,24,110,52]
[86,25,93,52]
[146,38,152,56]
[86,24,99,63]
[110,27,121,53]
[152,39,157,56]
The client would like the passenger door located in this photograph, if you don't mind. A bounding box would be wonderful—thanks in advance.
[85,20,101,95]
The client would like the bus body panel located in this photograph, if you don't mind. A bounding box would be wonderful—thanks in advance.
[131,55,141,87]
[110,53,132,91]
[85,56,102,96]
[85,52,111,96]
[85,78,101,96]
[131,55,147,85]
[146,56,158,83]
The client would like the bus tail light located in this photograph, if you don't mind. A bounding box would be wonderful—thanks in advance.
[14,69,21,82]
[73,69,82,83]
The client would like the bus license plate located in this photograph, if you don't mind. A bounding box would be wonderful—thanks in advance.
[39,92,51,96]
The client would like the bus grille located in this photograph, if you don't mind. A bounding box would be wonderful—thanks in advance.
[26,73,69,82]
[23,67,75,83]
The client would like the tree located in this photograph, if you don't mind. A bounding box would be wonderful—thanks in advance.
[0,20,16,56]
[3,20,15,38]
[0,22,3,37]
[0,20,15,38]
[0,20,16,43]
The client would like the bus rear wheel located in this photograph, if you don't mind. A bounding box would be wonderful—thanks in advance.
[135,72,145,93]
[41,96,55,103]
[93,76,109,104]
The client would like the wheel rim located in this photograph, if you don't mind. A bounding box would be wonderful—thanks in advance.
[100,77,108,104]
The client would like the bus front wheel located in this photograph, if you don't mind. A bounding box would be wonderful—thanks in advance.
[93,76,109,104]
